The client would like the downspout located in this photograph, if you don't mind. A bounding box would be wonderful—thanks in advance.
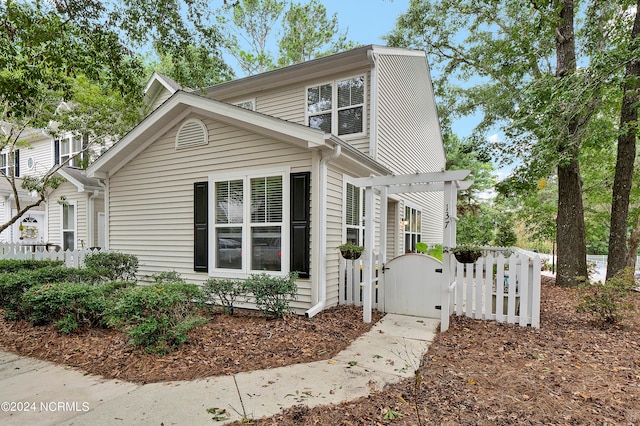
[306,143,341,318]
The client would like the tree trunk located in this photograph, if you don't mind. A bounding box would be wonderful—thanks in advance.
[555,0,587,287]
[625,214,640,269]
[606,0,640,280]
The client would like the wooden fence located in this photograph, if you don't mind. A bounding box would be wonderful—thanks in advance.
[0,243,103,268]
[339,252,380,309]
[338,247,541,329]
[451,249,541,328]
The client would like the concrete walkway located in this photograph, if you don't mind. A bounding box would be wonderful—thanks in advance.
[0,314,439,425]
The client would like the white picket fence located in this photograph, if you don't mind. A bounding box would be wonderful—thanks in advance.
[338,248,541,329]
[0,242,103,268]
[451,249,541,328]
[339,252,381,309]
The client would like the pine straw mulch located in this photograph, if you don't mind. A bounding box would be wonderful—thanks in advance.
[0,304,383,384]
[239,275,640,425]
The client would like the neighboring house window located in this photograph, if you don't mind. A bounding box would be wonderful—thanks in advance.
[307,76,365,136]
[0,151,18,177]
[55,135,84,167]
[62,202,77,251]
[235,99,255,111]
[213,171,286,274]
[345,182,365,245]
[404,204,422,253]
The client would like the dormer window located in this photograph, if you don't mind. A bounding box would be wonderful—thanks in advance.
[307,75,365,137]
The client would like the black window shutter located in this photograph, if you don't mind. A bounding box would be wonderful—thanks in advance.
[194,181,208,272]
[54,140,60,165]
[81,135,89,167]
[290,172,311,278]
[13,150,19,177]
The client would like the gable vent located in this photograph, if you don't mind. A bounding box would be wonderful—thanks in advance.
[176,119,208,149]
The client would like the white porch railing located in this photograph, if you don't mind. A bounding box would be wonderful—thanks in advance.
[0,242,104,268]
[339,252,381,309]
[450,248,541,328]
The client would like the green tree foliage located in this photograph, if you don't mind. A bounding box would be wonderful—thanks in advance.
[149,44,234,90]
[277,0,356,67]
[217,0,285,75]
[388,0,639,286]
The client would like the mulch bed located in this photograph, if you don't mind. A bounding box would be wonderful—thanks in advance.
[240,276,640,425]
[2,276,640,425]
[0,305,383,384]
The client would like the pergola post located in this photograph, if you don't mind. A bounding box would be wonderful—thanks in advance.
[362,186,376,323]
[440,181,458,332]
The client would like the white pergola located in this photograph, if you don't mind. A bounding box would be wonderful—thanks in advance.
[350,170,473,331]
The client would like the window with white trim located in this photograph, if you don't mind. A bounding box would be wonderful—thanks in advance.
[213,171,286,274]
[403,204,422,253]
[0,152,15,176]
[345,182,365,245]
[57,135,83,167]
[62,202,77,251]
[307,75,365,136]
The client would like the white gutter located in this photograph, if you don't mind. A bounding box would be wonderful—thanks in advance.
[306,143,342,318]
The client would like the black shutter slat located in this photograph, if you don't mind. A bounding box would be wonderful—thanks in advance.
[290,172,311,278]
[54,140,60,165]
[194,181,208,272]
[14,149,19,177]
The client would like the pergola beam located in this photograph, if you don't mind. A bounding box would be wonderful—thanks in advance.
[387,180,474,195]
[351,170,470,188]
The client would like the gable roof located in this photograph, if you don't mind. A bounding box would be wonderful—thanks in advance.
[87,90,391,179]
[143,72,184,107]
[56,166,103,192]
[204,45,427,100]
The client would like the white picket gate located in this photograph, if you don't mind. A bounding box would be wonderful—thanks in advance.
[0,243,104,268]
[338,247,541,329]
[451,250,541,328]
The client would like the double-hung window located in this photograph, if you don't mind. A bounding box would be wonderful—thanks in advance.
[62,202,76,251]
[404,204,422,253]
[0,152,15,176]
[307,75,365,136]
[345,182,365,245]
[213,171,287,274]
[55,135,84,167]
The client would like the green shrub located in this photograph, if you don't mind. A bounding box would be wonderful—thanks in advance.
[0,259,64,273]
[245,272,298,318]
[106,283,207,354]
[84,252,139,281]
[151,270,185,284]
[203,278,246,314]
[0,267,103,317]
[577,268,637,325]
[20,281,123,332]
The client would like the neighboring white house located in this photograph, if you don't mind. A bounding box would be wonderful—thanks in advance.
[87,45,448,314]
[0,125,106,250]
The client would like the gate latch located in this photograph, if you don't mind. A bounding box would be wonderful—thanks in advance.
[435,268,443,273]
[381,263,389,273]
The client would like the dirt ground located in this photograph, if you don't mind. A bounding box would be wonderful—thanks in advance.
[1,275,639,425]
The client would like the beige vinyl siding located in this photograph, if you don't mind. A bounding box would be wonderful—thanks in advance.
[0,199,7,242]
[374,53,446,243]
[47,181,89,248]
[107,115,314,308]
[215,69,372,156]
[92,197,104,246]
[324,166,344,307]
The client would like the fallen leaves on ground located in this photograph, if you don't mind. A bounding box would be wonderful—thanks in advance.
[240,276,640,425]
[0,305,383,383]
